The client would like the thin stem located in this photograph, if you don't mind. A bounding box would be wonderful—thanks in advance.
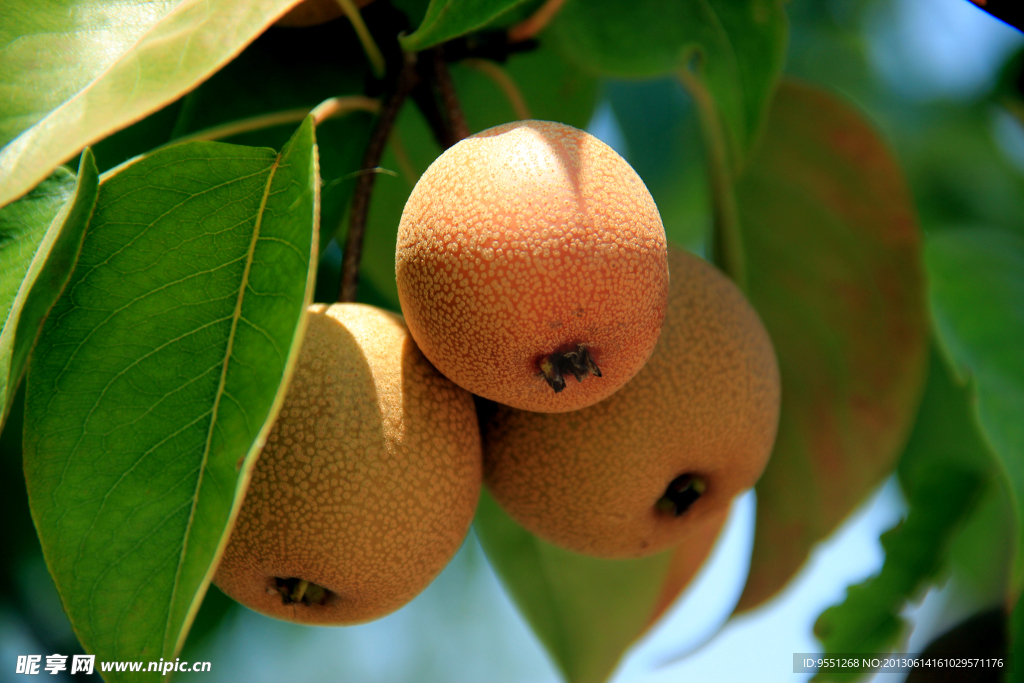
[463,58,532,120]
[339,52,419,303]
[389,131,418,185]
[174,108,313,142]
[335,0,386,79]
[431,50,469,143]
[508,0,567,43]
[311,95,381,124]
[677,65,747,291]
[101,98,380,181]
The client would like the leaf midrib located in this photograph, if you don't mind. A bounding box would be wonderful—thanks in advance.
[160,150,282,657]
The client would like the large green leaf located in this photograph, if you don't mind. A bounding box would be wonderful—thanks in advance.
[734,81,929,612]
[89,20,371,171]
[812,353,993,680]
[929,228,1024,577]
[161,23,375,251]
[23,119,318,679]
[400,0,530,52]
[0,0,305,210]
[926,228,1024,590]
[0,153,97,429]
[475,492,674,683]
[548,0,787,173]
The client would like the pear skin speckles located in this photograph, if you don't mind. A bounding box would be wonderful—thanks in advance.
[396,120,668,413]
[214,303,482,625]
[481,246,780,558]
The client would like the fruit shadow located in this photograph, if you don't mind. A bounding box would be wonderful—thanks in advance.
[315,309,388,466]
[298,311,388,612]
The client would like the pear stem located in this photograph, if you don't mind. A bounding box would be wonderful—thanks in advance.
[338,50,418,303]
[677,63,747,291]
[508,0,568,43]
[463,58,532,120]
[334,0,386,78]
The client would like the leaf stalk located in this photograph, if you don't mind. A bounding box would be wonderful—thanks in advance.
[678,64,747,291]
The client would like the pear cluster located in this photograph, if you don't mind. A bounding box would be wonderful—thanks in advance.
[214,120,780,626]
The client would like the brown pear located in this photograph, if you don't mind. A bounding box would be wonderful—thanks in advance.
[395,120,669,413]
[214,303,481,624]
[481,245,780,558]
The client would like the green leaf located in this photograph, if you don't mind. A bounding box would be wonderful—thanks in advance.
[475,491,674,683]
[607,79,711,249]
[1013,593,1024,683]
[88,20,371,174]
[811,352,992,681]
[548,0,787,172]
[0,0,306,210]
[0,153,97,429]
[400,0,530,52]
[734,81,929,612]
[23,119,319,678]
[899,106,1024,239]
[926,228,1024,594]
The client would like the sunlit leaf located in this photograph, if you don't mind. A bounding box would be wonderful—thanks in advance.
[476,492,725,683]
[0,0,306,209]
[0,153,97,429]
[23,120,318,680]
[548,0,787,172]
[400,0,530,52]
[734,81,929,612]
[812,353,993,680]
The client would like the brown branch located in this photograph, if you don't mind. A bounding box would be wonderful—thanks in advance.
[338,51,418,303]
[410,71,455,149]
[431,49,469,143]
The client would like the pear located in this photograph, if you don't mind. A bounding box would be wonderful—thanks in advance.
[214,303,481,624]
[395,120,669,413]
[481,245,780,558]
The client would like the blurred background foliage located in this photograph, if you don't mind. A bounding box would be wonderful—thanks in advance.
[1,0,1023,681]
